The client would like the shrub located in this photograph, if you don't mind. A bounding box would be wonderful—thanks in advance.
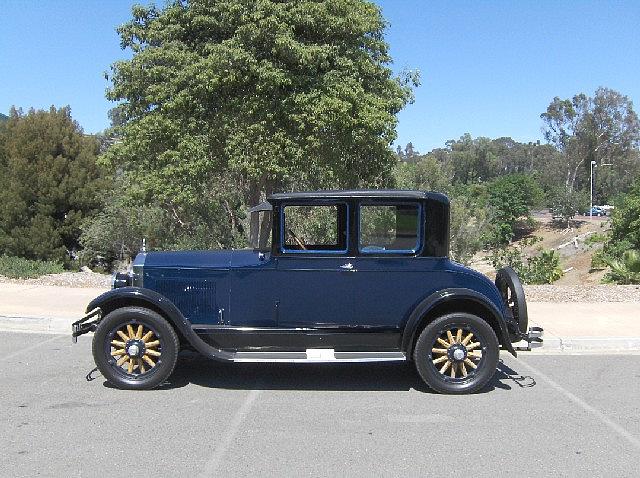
[0,255,64,279]
[604,250,640,284]
[489,238,563,284]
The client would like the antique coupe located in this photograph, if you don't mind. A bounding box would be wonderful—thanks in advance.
[73,190,542,394]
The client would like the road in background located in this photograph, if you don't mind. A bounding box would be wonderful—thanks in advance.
[1,331,639,477]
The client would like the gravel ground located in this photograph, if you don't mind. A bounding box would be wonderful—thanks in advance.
[0,271,111,288]
[524,284,640,302]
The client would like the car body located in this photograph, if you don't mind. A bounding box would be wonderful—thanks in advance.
[73,190,542,394]
[583,206,606,216]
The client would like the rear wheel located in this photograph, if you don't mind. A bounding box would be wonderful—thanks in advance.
[92,307,179,390]
[414,313,499,394]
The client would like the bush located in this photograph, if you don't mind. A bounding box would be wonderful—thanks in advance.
[604,250,640,284]
[489,238,563,284]
[0,255,64,279]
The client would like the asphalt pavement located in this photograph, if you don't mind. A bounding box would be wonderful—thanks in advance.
[1,331,639,477]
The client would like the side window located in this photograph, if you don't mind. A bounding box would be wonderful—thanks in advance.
[359,204,420,253]
[282,204,348,252]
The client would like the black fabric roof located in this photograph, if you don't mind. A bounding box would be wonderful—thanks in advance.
[267,189,449,203]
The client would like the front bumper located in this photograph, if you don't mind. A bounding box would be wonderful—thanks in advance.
[71,308,102,343]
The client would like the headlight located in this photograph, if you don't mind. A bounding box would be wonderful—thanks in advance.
[111,271,132,289]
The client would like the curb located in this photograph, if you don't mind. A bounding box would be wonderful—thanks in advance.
[514,336,640,353]
[0,315,73,335]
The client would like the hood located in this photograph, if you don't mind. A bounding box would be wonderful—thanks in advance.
[138,250,233,269]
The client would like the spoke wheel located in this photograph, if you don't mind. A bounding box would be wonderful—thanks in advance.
[107,322,162,378]
[92,307,179,390]
[414,313,499,394]
[429,326,484,381]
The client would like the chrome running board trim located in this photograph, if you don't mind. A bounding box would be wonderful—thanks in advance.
[232,349,406,363]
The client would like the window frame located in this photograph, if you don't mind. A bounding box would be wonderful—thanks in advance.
[279,201,350,255]
[357,201,424,256]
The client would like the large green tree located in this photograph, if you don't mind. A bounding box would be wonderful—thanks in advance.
[0,107,106,261]
[541,87,640,196]
[104,0,418,248]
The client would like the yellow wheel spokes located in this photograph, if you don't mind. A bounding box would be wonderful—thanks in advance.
[110,323,161,375]
[430,327,482,379]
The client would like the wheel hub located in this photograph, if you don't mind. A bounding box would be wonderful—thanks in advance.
[126,339,145,358]
[447,344,467,362]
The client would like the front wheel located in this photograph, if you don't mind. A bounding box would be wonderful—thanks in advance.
[92,307,179,390]
[414,313,499,394]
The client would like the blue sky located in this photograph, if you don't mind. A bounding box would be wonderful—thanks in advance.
[1,0,639,152]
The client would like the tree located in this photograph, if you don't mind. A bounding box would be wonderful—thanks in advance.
[487,174,543,244]
[104,0,419,250]
[541,87,640,193]
[0,107,106,262]
[548,187,588,228]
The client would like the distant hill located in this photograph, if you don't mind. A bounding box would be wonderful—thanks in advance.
[0,113,8,122]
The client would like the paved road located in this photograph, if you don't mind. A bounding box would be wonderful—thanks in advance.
[1,332,639,477]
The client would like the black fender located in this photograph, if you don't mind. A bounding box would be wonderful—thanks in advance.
[86,287,234,361]
[401,288,517,358]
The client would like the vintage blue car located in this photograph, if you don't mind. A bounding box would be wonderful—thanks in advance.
[73,190,542,394]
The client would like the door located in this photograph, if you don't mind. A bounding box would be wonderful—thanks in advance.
[275,202,355,328]
[352,202,429,328]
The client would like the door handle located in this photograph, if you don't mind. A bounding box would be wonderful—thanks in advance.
[340,262,354,271]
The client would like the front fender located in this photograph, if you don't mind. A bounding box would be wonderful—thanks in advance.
[86,287,234,361]
[401,288,516,357]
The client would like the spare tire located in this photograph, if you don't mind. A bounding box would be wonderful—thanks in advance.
[495,267,528,336]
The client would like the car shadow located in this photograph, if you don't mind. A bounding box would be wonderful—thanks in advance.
[100,353,536,393]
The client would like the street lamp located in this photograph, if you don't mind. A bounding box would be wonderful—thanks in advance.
[590,161,613,220]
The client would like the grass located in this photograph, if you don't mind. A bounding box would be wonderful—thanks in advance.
[0,255,64,279]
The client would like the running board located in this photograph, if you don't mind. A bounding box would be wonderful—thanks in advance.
[232,349,406,363]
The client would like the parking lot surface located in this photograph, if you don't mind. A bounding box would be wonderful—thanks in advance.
[1,331,639,477]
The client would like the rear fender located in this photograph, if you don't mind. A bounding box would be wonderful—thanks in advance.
[85,287,234,361]
[402,288,516,358]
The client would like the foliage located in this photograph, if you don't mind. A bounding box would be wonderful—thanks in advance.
[393,154,453,193]
[584,231,608,246]
[392,155,486,263]
[487,174,543,244]
[489,238,563,284]
[604,250,640,284]
[541,87,640,197]
[605,179,640,256]
[0,107,107,262]
[448,192,489,264]
[103,0,419,257]
[0,255,64,279]
[79,179,248,269]
[548,187,588,228]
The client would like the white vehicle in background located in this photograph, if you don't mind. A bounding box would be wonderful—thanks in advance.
[599,205,615,214]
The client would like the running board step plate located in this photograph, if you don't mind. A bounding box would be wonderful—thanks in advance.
[233,349,406,363]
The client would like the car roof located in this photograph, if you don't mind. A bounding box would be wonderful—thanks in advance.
[267,189,449,204]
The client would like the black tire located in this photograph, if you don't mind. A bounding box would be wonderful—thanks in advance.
[495,266,528,336]
[92,306,179,390]
[414,313,499,394]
